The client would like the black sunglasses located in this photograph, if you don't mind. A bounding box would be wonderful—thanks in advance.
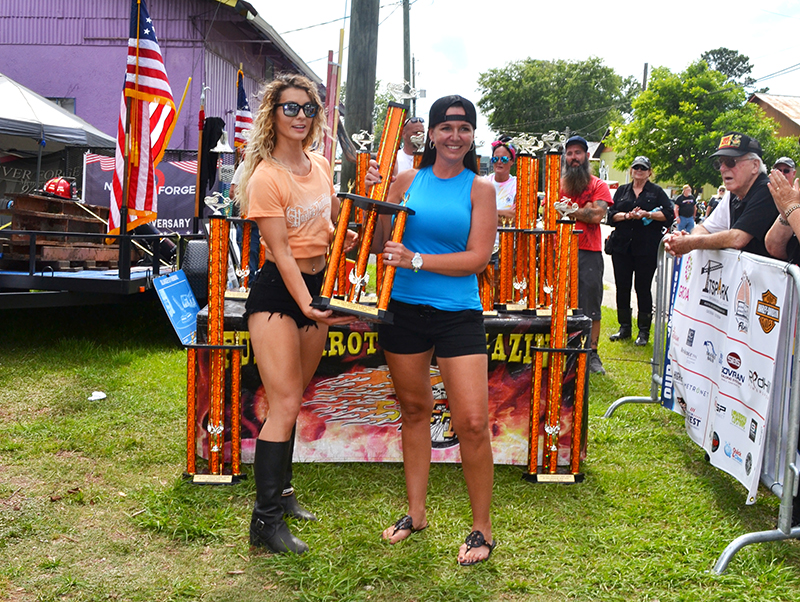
[713,156,750,170]
[777,167,792,175]
[278,102,318,118]
[404,117,424,126]
[632,165,649,171]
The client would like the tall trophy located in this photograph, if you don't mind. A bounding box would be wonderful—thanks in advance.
[312,102,414,323]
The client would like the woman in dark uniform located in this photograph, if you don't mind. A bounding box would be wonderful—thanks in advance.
[607,156,673,346]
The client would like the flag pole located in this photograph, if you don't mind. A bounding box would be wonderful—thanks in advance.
[193,85,206,234]
[174,77,191,127]
[119,0,144,279]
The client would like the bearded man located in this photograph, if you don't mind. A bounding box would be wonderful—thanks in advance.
[560,135,613,374]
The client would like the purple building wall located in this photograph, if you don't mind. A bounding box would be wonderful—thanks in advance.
[0,0,321,151]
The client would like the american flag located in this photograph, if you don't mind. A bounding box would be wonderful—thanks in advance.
[109,0,176,235]
[234,70,252,148]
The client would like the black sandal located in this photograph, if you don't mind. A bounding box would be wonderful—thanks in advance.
[458,530,496,566]
[386,514,427,539]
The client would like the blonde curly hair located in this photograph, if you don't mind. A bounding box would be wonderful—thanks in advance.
[237,73,326,214]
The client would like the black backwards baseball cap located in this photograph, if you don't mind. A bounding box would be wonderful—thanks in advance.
[710,132,763,158]
[428,95,477,129]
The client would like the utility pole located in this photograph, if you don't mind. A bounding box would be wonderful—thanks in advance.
[341,0,380,190]
[403,0,411,109]
[643,63,649,91]
[411,55,416,118]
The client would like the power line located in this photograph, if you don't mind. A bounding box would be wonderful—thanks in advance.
[492,102,628,131]
[288,1,418,68]
[752,61,800,84]
[278,1,406,35]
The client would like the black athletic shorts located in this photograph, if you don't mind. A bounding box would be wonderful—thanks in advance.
[244,260,323,329]
[377,299,487,358]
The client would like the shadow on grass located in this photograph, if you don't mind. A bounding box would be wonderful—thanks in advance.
[0,294,179,350]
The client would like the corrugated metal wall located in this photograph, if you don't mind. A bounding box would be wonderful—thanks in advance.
[0,0,298,149]
[0,0,212,47]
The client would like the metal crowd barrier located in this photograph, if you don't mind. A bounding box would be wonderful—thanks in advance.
[603,239,674,417]
[603,240,800,574]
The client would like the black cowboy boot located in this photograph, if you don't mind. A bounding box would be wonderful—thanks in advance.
[609,325,632,342]
[250,439,309,554]
[635,312,652,346]
[281,426,317,521]
[610,307,632,341]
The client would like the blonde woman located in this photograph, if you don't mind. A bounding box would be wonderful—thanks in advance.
[237,73,355,554]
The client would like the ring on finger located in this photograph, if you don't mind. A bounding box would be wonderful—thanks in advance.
[387,253,393,261]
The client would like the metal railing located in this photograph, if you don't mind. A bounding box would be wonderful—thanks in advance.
[603,242,800,573]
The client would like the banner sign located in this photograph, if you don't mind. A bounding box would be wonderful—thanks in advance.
[193,309,591,467]
[83,153,198,233]
[660,256,683,410]
[666,249,790,503]
[0,154,80,195]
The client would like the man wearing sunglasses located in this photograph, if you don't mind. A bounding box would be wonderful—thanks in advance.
[765,157,800,262]
[664,132,778,259]
[772,157,796,183]
[396,117,425,174]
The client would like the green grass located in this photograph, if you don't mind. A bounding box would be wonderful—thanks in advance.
[1,302,799,601]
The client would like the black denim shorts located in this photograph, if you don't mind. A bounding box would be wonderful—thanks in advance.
[377,299,487,358]
[244,260,324,329]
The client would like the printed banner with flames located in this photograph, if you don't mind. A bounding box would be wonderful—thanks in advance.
[194,309,590,466]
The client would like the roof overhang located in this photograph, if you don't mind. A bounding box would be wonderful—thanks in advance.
[214,0,322,86]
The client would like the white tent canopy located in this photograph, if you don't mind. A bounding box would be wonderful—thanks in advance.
[0,72,115,158]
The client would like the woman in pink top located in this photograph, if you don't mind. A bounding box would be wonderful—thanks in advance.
[237,73,354,555]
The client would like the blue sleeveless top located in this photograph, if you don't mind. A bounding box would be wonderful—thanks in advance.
[390,166,481,311]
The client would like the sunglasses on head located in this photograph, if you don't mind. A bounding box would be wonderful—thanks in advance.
[632,165,649,171]
[713,156,750,170]
[491,156,511,164]
[278,102,318,118]
[404,117,424,125]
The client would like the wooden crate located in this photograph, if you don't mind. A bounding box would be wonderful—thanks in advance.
[0,194,131,271]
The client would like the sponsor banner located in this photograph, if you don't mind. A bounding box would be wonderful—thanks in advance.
[193,312,591,466]
[667,249,789,503]
[83,153,199,234]
[762,290,799,492]
[660,256,683,410]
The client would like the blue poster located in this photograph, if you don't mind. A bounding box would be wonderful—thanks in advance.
[153,270,199,345]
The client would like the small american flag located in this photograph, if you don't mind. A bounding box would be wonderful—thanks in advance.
[234,70,252,149]
[109,0,176,235]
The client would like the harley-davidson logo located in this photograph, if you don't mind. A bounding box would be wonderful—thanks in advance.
[756,290,780,334]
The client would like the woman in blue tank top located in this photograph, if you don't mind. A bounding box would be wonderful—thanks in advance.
[375,95,498,565]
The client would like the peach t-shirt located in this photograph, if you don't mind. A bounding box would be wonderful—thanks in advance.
[246,152,335,259]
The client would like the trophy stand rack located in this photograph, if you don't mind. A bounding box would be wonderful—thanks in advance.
[185,215,246,484]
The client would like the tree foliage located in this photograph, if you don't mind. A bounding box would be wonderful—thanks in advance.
[477,57,639,139]
[700,47,756,88]
[609,61,780,191]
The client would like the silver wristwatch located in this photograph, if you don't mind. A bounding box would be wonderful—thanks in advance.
[411,252,423,272]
